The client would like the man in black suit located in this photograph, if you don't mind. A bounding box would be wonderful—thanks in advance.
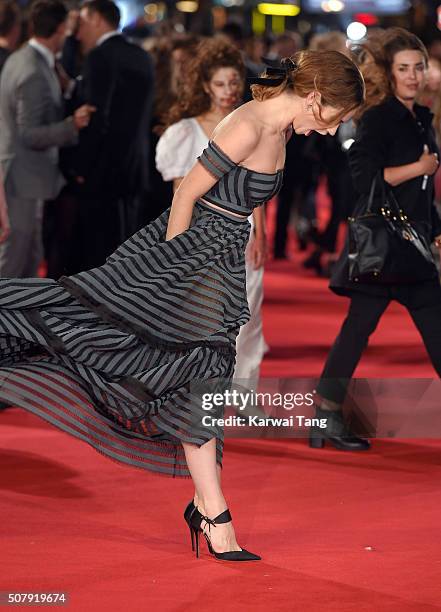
[0,0,21,75]
[64,0,154,271]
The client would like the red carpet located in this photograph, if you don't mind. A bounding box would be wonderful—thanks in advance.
[261,258,437,379]
[2,209,441,610]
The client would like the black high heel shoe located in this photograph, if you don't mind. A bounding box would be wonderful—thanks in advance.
[188,506,261,561]
[310,405,371,451]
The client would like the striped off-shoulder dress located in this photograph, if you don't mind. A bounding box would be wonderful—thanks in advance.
[0,141,283,477]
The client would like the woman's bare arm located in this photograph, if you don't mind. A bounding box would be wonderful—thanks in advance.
[166,163,219,240]
[173,178,183,192]
[383,162,424,187]
[384,146,438,187]
[248,206,267,269]
[166,122,260,241]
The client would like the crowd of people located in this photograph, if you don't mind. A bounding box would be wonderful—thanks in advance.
[0,0,153,278]
[2,1,440,283]
[1,0,441,561]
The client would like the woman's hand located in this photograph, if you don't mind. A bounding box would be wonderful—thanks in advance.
[73,105,96,130]
[418,145,439,176]
[434,234,441,249]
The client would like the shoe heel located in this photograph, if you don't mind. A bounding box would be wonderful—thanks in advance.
[309,435,325,449]
[189,525,195,551]
[194,528,200,558]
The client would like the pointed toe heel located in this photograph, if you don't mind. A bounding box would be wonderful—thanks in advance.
[211,548,261,561]
[188,507,261,561]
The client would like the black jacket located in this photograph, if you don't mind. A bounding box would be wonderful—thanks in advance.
[62,34,154,197]
[330,96,441,297]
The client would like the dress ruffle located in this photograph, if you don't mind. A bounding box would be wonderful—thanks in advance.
[0,204,251,477]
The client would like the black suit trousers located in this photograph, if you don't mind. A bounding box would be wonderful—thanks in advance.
[317,283,441,404]
[76,192,141,271]
[44,187,142,276]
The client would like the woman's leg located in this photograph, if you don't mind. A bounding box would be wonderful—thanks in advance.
[182,439,241,552]
[193,463,222,507]
[317,292,390,405]
[312,292,389,450]
[406,288,441,376]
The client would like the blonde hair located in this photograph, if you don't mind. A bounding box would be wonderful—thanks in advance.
[251,49,365,125]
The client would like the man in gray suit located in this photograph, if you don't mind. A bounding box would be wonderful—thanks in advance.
[0,0,94,278]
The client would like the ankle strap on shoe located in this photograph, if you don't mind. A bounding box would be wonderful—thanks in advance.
[213,509,232,524]
[201,509,232,532]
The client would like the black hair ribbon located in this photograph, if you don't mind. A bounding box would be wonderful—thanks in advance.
[248,57,298,86]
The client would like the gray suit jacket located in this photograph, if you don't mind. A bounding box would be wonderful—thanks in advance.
[0,43,78,200]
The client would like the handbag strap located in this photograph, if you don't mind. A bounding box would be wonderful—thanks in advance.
[383,182,402,217]
[366,173,379,213]
[366,172,385,213]
[366,171,401,217]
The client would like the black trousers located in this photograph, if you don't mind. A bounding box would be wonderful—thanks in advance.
[317,284,441,404]
[317,161,354,253]
[77,194,139,271]
[43,187,82,279]
[273,138,318,257]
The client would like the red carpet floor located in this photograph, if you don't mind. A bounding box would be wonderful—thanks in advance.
[2,212,441,610]
[261,258,438,379]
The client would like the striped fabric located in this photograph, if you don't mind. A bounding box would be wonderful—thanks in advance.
[0,205,251,477]
[0,141,284,478]
[198,141,284,216]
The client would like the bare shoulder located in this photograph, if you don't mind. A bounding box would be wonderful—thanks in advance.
[210,103,262,164]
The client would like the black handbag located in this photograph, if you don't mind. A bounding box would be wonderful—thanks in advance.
[348,173,437,284]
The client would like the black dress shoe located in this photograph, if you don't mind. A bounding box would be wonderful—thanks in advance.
[188,507,261,561]
[310,405,371,451]
[184,499,195,524]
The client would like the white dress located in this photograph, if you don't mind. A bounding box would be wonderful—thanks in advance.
[156,117,267,388]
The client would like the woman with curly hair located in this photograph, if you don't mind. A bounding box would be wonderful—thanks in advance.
[156,37,268,397]
[313,28,441,452]
[0,47,364,560]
